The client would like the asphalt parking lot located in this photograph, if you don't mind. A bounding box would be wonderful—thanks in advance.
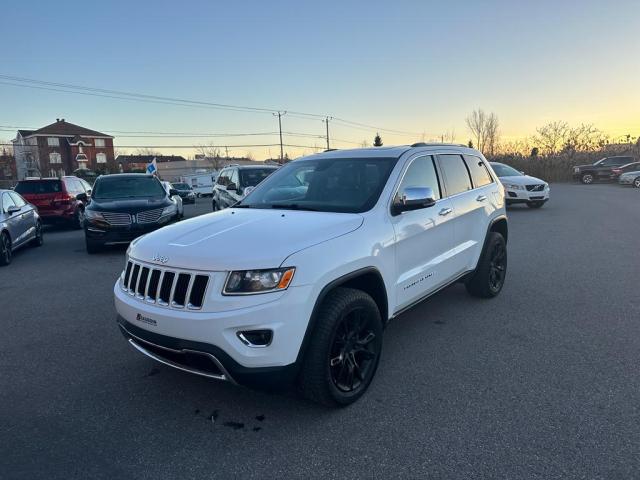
[1,184,639,479]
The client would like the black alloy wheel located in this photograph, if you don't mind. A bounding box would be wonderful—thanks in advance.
[488,241,507,293]
[0,232,11,266]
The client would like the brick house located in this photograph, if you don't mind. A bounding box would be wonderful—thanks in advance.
[12,119,116,179]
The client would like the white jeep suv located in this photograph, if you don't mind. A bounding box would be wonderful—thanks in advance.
[114,144,508,406]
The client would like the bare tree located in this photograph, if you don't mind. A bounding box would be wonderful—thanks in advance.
[534,121,569,155]
[466,109,499,155]
[196,143,223,170]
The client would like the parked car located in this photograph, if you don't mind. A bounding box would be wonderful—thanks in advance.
[14,176,92,229]
[84,174,179,253]
[161,181,184,218]
[0,189,43,266]
[170,182,196,204]
[115,144,508,406]
[618,169,640,188]
[610,161,640,181]
[572,156,636,184]
[490,162,550,208]
[179,173,215,197]
[212,165,279,210]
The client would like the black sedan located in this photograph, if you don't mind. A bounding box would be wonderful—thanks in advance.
[171,182,197,204]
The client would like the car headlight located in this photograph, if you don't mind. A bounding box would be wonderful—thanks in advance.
[84,209,104,220]
[502,183,524,190]
[161,205,177,216]
[223,267,295,295]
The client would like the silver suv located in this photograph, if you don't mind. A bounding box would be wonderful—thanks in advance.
[0,189,43,266]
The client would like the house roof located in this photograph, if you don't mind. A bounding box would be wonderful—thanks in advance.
[25,119,113,138]
[116,155,187,164]
[17,130,34,138]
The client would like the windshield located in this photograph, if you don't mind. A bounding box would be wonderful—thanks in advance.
[15,180,62,194]
[172,183,191,190]
[237,157,398,213]
[491,163,521,177]
[240,168,277,188]
[93,176,166,200]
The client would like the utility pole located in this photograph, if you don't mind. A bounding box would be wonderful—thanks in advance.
[323,116,332,150]
[273,111,286,162]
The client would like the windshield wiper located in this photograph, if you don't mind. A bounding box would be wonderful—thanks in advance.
[270,204,318,211]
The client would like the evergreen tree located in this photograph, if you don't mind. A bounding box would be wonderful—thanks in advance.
[468,140,474,148]
[373,133,383,147]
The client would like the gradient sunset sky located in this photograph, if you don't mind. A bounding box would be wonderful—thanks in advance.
[2,0,638,158]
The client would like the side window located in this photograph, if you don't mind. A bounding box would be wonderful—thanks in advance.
[217,170,228,186]
[396,156,441,201]
[438,154,472,196]
[9,192,26,207]
[463,155,493,188]
[230,169,239,187]
[2,193,16,213]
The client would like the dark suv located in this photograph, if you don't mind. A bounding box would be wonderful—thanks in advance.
[572,156,636,184]
[14,176,92,229]
[84,174,179,253]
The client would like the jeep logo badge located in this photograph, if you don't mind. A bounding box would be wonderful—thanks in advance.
[152,253,168,264]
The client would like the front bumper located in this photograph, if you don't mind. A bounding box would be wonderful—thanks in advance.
[85,221,168,245]
[505,187,550,204]
[114,278,315,388]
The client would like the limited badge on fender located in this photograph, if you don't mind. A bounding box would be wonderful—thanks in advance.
[136,313,157,326]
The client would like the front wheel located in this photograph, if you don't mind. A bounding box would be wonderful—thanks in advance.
[299,288,383,407]
[526,201,545,209]
[0,232,11,266]
[73,208,85,229]
[634,177,640,189]
[30,221,44,247]
[581,173,594,184]
[466,232,507,298]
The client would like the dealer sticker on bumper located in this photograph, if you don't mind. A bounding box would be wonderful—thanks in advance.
[136,313,157,326]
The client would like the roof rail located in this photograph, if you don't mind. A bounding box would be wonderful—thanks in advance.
[410,142,467,148]
[324,148,339,152]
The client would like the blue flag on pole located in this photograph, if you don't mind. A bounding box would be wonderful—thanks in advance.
[146,157,157,175]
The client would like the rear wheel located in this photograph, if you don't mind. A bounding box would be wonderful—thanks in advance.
[85,236,103,254]
[581,173,594,184]
[634,177,640,188]
[526,201,545,209]
[299,288,383,407]
[73,208,85,229]
[0,232,11,266]
[30,221,43,247]
[466,232,507,298]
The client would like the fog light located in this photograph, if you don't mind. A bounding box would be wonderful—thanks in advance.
[237,329,273,347]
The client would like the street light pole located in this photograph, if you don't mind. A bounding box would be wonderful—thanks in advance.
[323,116,332,150]
[273,111,286,162]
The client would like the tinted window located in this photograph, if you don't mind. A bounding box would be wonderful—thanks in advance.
[173,183,191,190]
[93,176,166,199]
[438,154,472,196]
[14,180,62,194]
[239,157,397,213]
[240,168,276,188]
[217,170,230,186]
[490,163,521,177]
[397,156,441,200]
[2,193,16,213]
[9,192,26,207]
[230,169,239,187]
[464,155,493,187]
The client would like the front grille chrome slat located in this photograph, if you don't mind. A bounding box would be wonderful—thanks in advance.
[136,208,164,224]
[526,184,545,192]
[122,259,209,310]
[102,212,132,226]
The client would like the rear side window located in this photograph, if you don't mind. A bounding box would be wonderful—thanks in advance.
[438,154,472,196]
[463,155,493,187]
[9,192,26,207]
[14,180,62,194]
[64,178,83,194]
[397,156,441,200]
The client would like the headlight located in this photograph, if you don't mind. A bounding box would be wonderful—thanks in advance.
[502,183,524,190]
[84,209,104,220]
[223,267,295,295]
[161,205,177,216]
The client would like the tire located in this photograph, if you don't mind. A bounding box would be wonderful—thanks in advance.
[212,200,219,212]
[581,173,594,184]
[299,287,383,407]
[85,236,103,254]
[634,177,640,189]
[30,221,43,247]
[526,201,545,209]
[465,232,507,298]
[0,232,11,266]
[73,208,85,230]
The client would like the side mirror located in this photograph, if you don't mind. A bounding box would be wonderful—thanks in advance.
[226,182,237,191]
[7,205,21,215]
[392,187,437,215]
[169,189,178,196]
[76,193,88,202]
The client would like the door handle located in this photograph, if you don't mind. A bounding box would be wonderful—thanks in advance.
[476,195,487,202]
[438,207,453,216]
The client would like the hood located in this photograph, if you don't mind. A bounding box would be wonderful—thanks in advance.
[88,196,172,213]
[128,208,364,271]
[499,174,545,185]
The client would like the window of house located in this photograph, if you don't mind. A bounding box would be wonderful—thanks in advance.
[95,139,106,148]
[47,137,60,147]
[463,155,493,188]
[96,153,107,163]
[396,156,441,201]
[438,154,473,196]
[50,152,62,164]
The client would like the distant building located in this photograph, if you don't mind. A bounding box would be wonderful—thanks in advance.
[0,152,16,185]
[12,119,115,179]
[115,154,188,173]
